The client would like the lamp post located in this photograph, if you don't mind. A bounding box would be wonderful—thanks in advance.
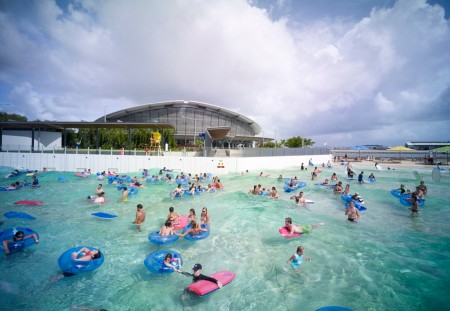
[104,104,109,122]
[181,115,196,145]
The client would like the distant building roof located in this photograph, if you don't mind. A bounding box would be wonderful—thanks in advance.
[406,141,450,150]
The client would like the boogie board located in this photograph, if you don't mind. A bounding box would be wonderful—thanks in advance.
[14,200,43,205]
[4,211,36,220]
[91,212,117,219]
[305,199,315,204]
[173,215,189,230]
[432,168,441,182]
[413,170,423,181]
[279,227,301,238]
[186,270,235,296]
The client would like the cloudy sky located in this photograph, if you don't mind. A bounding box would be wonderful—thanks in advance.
[0,0,449,147]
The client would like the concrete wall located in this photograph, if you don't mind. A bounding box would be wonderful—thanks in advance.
[0,152,332,174]
[2,130,62,151]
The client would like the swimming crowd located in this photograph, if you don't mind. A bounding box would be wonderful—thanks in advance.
[2,160,430,301]
[80,168,226,290]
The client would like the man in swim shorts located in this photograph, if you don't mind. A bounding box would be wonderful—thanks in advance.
[132,204,146,231]
[345,201,360,222]
[284,217,316,235]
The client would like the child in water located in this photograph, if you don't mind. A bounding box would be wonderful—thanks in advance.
[163,253,182,272]
[287,246,311,269]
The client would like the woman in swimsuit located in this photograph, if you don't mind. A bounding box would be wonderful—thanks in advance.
[159,220,175,236]
[177,221,207,238]
[200,207,210,227]
[188,208,197,222]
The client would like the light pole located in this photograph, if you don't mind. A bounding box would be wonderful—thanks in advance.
[181,115,196,145]
[104,104,109,122]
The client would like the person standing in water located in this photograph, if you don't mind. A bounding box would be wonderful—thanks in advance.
[287,246,311,269]
[132,204,146,231]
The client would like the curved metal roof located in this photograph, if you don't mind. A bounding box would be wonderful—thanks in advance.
[99,100,262,135]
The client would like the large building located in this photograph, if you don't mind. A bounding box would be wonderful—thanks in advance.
[0,100,266,151]
[98,100,264,148]
[405,141,450,150]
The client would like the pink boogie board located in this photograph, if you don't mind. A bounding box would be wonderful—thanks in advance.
[279,226,301,239]
[174,215,189,230]
[186,270,235,296]
[14,200,43,205]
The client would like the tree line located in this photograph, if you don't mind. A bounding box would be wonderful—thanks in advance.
[1,112,314,149]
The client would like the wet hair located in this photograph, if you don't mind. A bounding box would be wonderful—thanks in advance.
[165,219,172,227]
[164,253,173,261]
[285,217,292,224]
[123,187,127,190]
[189,208,196,215]
[93,251,102,259]
[169,206,174,212]
[296,246,304,253]
[14,231,25,240]
[137,204,143,209]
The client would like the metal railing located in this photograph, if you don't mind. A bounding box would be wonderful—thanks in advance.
[1,145,331,157]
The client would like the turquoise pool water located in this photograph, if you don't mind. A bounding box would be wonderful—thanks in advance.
[0,164,449,311]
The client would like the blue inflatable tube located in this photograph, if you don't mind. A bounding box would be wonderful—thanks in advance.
[146,177,159,183]
[144,250,183,274]
[148,231,179,245]
[344,202,367,211]
[341,194,352,202]
[399,197,425,207]
[129,187,139,196]
[0,187,17,192]
[182,224,210,241]
[390,189,409,198]
[284,185,297,192]
[176,179,188,185]
[58,246,104,275]
[0,227,39,253]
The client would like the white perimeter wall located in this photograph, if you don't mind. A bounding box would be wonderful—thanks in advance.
[0,153,332,174]
[2,130,61,151]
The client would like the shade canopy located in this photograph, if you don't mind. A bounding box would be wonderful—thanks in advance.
[432,146,450,152]
[387,146,414,151]
[350,145,370,150]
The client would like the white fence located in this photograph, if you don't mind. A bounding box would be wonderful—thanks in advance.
[0,152,332,174]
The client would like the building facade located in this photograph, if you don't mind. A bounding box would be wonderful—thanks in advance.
[99,100,263,147]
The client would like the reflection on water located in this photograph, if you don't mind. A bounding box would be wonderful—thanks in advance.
[0,164,449,310]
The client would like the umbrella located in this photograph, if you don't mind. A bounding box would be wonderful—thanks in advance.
[432,146,450,165]
[387,146,414,151]
[350,146,370,159]
[387,146,414,159]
